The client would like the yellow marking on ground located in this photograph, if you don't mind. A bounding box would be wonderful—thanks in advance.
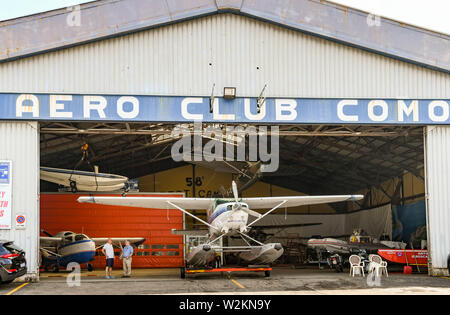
[231,279,245,289]
[5,282,29,295]
[40,273,99,278]
[441,277,450,280]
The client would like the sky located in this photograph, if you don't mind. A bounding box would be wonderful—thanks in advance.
[0,0,92,21]
[330,0,450,34]
[0,0,449,34]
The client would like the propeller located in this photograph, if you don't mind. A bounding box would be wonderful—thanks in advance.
[231,181,261,218]
[232,181,240,205]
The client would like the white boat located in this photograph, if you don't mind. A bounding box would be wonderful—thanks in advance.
[307,238,350,254]
[40,167,128,192]
[307,237,407,254]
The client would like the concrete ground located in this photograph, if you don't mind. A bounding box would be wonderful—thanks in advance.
[1,266,449,295]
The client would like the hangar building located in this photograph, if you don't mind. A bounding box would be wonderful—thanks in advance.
[0,0,449,281]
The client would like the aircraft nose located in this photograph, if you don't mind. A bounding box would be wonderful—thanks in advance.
[203,244,211,252]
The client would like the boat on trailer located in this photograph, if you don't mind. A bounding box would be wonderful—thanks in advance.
[307,238,350,254]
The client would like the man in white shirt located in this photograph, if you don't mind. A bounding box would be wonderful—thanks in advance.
[102,238,115,279]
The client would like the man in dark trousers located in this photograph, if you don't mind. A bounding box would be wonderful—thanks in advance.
[102,238,115,279]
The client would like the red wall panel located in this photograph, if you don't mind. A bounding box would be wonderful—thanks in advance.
[40,193,184,268]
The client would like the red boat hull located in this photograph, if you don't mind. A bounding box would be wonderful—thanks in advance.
[377,249,428,266]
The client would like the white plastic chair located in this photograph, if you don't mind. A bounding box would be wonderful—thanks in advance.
[367,254,378,274]
[349,255,365,277]
[368,254,379,275]
[370,254,388,277]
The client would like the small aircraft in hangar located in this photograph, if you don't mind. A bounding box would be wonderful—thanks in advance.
[78,181,363,268]
[39,230,145,272]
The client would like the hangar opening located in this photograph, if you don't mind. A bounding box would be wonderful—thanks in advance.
[38,122,427,271]
[1,0,449,283]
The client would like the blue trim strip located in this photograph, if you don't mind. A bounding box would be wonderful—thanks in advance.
[41,251,96,267]
[208,207,229,224]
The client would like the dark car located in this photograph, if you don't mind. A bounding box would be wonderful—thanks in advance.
[448,254,450,274]
[0,240,27,284]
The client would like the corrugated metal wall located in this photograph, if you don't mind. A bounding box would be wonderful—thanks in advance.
[424,126,450,276]
[0,13,448,98]
[0,122,39,280]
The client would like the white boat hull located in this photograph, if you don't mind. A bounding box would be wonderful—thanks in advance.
[186,245,216,266]
[40,167,128,192]
[239,243,284,265]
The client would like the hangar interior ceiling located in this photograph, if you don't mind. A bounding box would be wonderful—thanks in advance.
[40,122,424,208]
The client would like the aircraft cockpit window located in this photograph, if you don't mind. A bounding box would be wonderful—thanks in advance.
[75,234,88,241]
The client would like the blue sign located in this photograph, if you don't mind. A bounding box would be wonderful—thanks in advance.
[0,162,10,184]
[0,93,449,125]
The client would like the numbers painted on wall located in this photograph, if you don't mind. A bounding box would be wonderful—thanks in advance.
[185,176,219,197]
[185,177,204,187]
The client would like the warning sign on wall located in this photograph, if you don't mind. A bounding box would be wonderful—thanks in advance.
[15,214,25,229]
[0,161,12,230]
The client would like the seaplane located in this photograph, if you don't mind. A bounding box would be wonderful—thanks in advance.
[39,230,145,272]
[78,181,363,268]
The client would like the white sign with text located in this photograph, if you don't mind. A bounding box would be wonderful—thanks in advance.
[0,161,12,229]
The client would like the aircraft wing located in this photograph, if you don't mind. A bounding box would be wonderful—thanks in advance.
[40,236,63,247]
[241,195,363,209]
[78,196,215,210]
[78,195,362,210]
[171,228,209,236]
[91,237,146,247]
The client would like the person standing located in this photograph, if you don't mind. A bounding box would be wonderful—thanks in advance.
[120,240,134,278]
[102,238,115,279]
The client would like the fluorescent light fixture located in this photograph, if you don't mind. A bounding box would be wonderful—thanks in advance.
[223,87,236,100]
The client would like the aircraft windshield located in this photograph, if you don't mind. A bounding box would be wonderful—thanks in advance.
[214,198,243,208]
[75,234,88,241]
